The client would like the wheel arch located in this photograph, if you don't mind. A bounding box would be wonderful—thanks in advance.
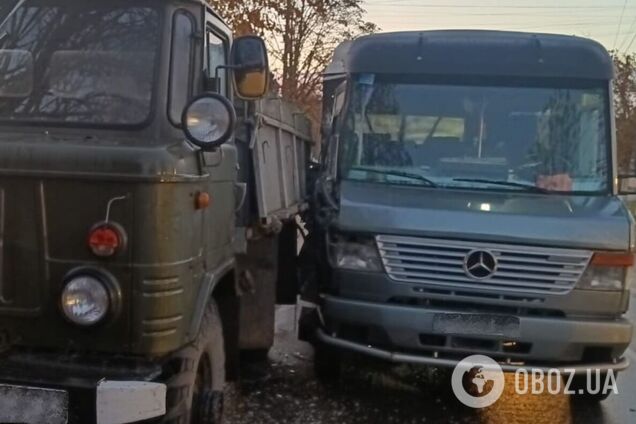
[212,270,240,381]
[188,258,241,381]
[188,258,236,339]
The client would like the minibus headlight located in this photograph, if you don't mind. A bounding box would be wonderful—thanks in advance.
[329,235,383,272]
[577,266,626,291]
[577,252,634,291]
[61,275,110,326]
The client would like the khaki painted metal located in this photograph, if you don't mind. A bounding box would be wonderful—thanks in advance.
[0,0,240,357]
[0,0,312,364]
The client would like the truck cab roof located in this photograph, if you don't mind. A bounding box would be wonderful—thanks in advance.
[328,30,613,80]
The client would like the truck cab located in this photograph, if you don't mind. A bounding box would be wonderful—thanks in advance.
[0,1,311,423]
[303,30,634,399]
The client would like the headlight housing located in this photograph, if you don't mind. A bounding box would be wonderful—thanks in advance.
[577,252,634,291]
[577,266,626,291]
[181,93,236,150]
[61,274,111,326]
[329,234,383,272]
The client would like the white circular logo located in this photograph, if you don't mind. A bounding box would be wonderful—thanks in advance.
[451,355,505,408]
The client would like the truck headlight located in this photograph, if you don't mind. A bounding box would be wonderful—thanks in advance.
[181,93,236,150]
[329,234,383,271]
[61,275,110,326]
[577,252,634,291]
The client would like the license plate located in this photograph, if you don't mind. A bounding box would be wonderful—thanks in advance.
[433,313,520,337]
[0,384,68,424]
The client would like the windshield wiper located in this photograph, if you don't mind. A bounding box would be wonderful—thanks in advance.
[452,178,548,193]
[351,166,437,187]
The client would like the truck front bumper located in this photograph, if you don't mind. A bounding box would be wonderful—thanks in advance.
[318,295,633,374]
[0,350,166,424]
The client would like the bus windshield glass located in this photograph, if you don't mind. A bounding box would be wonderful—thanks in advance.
[339,75,611,194]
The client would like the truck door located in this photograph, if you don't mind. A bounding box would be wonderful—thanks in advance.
[168,10,206,261]
[201,19,238,265]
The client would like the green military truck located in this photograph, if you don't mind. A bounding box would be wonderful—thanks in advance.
[0,0,311,423]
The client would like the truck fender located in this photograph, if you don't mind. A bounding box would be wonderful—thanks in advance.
[187,258,236,339]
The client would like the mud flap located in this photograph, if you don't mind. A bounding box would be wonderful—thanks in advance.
[0,384,68,424]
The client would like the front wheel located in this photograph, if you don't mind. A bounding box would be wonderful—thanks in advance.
[161,300,226,424]
[313,341,342,383]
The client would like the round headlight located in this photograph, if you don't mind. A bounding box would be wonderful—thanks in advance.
[61,275,110,326]
[181,93,236,150]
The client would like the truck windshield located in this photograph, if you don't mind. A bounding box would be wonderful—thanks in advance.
[339,76,610,194]
[0,0,160,126]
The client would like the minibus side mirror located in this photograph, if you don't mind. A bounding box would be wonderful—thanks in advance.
[619,176,636,195]
[231,36,270,100]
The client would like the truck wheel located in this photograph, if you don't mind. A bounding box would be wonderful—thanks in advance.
[241,348,271,363]
[313,342,342,382]
[569,374,612,402]
[162,300,226,424]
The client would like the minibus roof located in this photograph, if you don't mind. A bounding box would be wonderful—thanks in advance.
[332,30,613,80]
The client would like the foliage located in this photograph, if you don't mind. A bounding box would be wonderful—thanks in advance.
[613,52,636,174]
[207,0,378,124]
[534,90,583,175]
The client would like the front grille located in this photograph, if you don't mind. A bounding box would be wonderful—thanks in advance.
[376,235,592,295]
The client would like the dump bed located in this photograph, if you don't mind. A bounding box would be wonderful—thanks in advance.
[235,95,314,229]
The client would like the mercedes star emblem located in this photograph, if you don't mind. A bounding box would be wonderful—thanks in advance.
[464,250,498,279]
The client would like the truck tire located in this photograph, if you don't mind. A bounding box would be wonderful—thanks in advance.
[161,300,226,424]
[313,341,342,382]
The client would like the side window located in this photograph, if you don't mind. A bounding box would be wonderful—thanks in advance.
[169,11,195,125]
[207,31,228,96]
[327,89,346,176]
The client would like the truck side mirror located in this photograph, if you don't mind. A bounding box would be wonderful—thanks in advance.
[181,93,236,150]
[231,35,269,100]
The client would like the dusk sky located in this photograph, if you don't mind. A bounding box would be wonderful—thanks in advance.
[363,0,636,53]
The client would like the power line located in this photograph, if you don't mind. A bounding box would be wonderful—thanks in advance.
[366,1,635,9]
[363,0,632,48]
[619,5,636,50]
[625,30,636,51]
[582,30,636,37]
[364,16,628,28]
[366,9,636,18]
[614,0,629,48]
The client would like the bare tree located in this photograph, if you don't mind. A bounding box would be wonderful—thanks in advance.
[208,0,276,36]
[208,0,378,123]
[613,52,636,174]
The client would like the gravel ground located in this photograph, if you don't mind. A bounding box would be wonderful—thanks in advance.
[223,306,635,424]
[225,307,473,424]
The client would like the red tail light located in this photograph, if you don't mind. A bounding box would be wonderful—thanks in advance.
[88,224,122,257]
